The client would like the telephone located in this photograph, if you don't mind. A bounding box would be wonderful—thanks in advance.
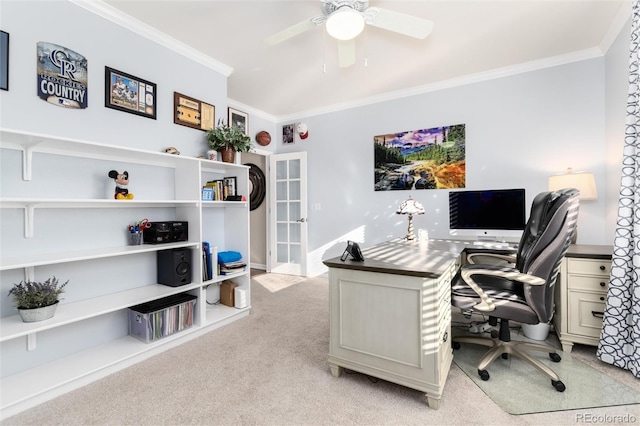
[340,240,364,262]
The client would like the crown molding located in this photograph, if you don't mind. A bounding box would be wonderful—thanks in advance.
[276,47,604,123]
[67,0,613,125]
[599,1,632,54]
[68,0,233,77]
[228,99,277,123]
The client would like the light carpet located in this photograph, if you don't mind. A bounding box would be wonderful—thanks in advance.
[452,327,640,415]
[2,274,639,425]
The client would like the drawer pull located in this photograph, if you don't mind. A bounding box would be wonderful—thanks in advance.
[443,331,448,343]
[599,265,606,271]
[600,282,606,287]
[600,297,605,301]
[592,311,604,319]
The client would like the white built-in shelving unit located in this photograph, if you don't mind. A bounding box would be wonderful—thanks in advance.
[0,128,250,419]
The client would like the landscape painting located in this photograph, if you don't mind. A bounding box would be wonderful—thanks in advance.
[374,124,466,191]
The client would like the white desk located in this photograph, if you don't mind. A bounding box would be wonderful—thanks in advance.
[323,239,468,409]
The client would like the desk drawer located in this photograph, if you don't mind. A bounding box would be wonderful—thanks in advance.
[567,258,611,277]
[567,275,609,293]
[568,291,606,338]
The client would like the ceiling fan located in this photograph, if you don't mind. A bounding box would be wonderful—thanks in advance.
[265,0,434,68]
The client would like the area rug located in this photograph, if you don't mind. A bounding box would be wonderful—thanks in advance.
[452,330,640,415]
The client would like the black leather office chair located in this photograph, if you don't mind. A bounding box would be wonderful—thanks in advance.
[451,188,580,392]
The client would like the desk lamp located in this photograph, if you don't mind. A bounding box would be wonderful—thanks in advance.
[396,196,425,240]
[548,167,598,243]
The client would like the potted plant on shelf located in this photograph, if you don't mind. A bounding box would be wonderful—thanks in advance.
[8,277,68,322]
[206,119,253,163]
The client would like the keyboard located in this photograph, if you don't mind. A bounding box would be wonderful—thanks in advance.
[472,241,512,249]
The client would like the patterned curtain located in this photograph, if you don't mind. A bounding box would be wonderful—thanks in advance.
[596,0,640,378]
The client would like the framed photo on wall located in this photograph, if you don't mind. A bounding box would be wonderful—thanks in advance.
[228,107,248,134]
[283,123,295,144]
[0,31,8,91]
[174,92,215,131]
[105,67,156,119]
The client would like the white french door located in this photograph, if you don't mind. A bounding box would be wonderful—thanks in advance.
[268,152,308,276]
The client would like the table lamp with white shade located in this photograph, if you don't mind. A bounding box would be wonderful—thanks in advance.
[396,196,425,241]
[548,167,597,243]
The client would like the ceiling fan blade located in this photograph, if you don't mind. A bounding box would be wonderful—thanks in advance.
[265,18,318,46]
[366,7,434,39]
[338,39,356,68]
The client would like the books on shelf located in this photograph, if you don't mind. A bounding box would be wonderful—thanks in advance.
[204,177,236,201]
[202,242,218,281]
[218,250,246,275]
[220,263,246,275]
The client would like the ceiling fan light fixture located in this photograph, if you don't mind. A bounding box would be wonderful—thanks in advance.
[326,7,365,41]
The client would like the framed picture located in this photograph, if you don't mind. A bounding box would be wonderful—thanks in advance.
[374,123,466,191]
[0,31,8,91]
[228,107,248,134]
[223,177,237,199]
[105,67,156,119]
[283,123,295,144]
[174,92,215,131]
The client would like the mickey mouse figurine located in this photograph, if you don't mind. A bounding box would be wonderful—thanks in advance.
[108,170,134,199]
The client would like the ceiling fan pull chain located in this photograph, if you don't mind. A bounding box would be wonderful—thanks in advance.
[364,25,368,67]
[322,27,327,73]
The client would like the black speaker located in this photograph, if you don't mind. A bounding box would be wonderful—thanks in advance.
[157,248,192,287]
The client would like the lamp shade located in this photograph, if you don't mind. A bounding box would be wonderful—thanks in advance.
[548,168,598,200]
[396,197,425,215]
[397,197,424,241]
[326,7,365,40]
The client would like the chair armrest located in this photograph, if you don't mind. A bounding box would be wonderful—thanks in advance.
[466,252,516,265]
[460,265,546,312]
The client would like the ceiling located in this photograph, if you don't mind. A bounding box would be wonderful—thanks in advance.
[100,0,630,119]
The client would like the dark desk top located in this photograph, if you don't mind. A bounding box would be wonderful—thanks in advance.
[323,239,474,279]
[566,244,613,260]
[323,240,613,278]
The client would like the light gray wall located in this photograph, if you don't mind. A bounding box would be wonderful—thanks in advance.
[1,1,629,278]
[279,58,615,275]
[0,0,227,157]
[605,17,632,244]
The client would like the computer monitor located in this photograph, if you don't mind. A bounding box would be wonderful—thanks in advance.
[449,188,526,241]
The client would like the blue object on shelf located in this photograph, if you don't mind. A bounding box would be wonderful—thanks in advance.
[218,250,242,263]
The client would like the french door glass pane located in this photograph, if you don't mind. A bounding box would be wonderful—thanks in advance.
[277,223,288,242]
[289,181,300,201]
[290,244,301,263]
[276,161,288,179]
[289,159,300,179]
[277,243,288,262]
[289,201,300,223]
[277,202,288,221]
[289,223,301,243]
[276,181,287,201]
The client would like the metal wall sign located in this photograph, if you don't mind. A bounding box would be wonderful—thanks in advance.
[37,42,87,109]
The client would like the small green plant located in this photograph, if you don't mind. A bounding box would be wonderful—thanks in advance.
[8,277,68,309]
[206,119,253,152]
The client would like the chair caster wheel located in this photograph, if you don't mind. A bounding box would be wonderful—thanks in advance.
[490,330,499,339]
[549,353,561,362]
[478,369,490,381]
[552,380,566,392]
[452,342,461,350]
[501,353,509,360]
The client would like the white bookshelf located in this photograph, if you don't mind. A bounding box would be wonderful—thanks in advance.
[0,128,251,419]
